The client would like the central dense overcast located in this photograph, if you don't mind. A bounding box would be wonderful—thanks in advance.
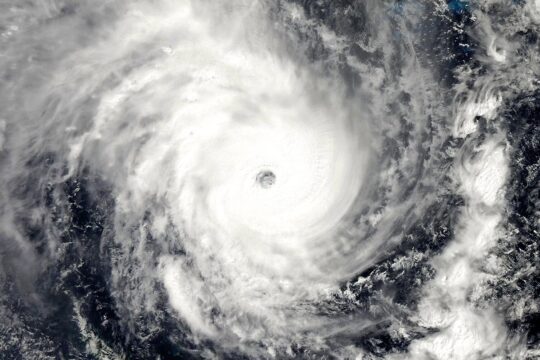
[0,1,539,359]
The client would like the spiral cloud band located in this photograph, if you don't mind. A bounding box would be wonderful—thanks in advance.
[0,0,539,359]
[83,1,374,343]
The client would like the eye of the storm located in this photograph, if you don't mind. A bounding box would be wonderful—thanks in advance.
[256,170,276,189]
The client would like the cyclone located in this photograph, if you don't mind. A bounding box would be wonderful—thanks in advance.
[69,0,377,345]
[0,0,539,359]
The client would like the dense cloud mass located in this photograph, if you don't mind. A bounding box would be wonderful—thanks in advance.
[0,1,539,359]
